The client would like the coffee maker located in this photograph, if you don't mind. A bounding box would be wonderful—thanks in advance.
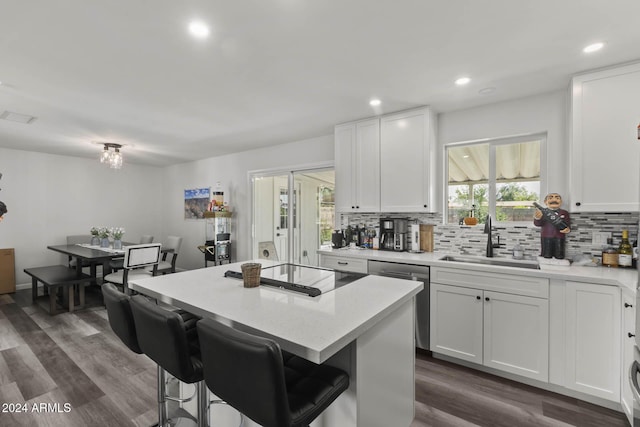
[393,218,408,251]
[380,219,395,250]
[379,218,408,251]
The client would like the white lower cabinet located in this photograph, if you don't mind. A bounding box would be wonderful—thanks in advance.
[431,282,549,382]
[319,254,368,274]
[621,290,636,425]
[564,281,621,402]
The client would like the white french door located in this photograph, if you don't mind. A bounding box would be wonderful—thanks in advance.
[251,165,334,266]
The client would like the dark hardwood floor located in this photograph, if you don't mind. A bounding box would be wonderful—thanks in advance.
[0,288,630,426]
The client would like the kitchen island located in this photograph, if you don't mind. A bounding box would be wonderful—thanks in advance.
[129,260,423,427]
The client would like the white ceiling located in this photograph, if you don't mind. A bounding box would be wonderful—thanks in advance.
[1,1,639,167]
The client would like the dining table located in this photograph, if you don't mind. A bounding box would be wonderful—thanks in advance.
[47,242,134,282]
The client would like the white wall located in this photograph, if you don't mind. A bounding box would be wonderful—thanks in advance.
[437,90,568,209]
[0,91,568,285]
[0,147,164,285]
[161,134,334,271]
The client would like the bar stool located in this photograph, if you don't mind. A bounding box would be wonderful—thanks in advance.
[196,317,350,427]
[129,295,206,427]
[101,283,143,354]
[102,284,199,426]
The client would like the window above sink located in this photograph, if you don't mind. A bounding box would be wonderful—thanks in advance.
[445,133,547,226]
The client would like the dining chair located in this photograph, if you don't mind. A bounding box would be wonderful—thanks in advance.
[109,235,155,271]
[150,236,182,275]
[103,243,161,295]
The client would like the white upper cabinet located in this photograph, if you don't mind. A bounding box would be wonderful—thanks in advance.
[334,118,380,213]
[380,107,437,212]
[570,62,640,212]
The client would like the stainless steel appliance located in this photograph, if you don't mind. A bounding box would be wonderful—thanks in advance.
[393,218,408,251]
[380,219,395,250]
[379,218,408,252]
[368,260,430,350]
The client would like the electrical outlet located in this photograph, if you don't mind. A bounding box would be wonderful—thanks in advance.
[592,232,611,245]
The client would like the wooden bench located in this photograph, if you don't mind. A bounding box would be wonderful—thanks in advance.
[24,265,94,315]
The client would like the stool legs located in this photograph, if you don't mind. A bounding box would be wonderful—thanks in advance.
[197,381,208,427]
[157,365,169,427]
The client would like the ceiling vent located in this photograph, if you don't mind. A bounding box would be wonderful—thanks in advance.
[0,111,37,124]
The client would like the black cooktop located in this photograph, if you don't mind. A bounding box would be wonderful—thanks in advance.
[225,263,366,297]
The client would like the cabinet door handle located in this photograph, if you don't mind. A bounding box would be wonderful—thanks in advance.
[485,297,490,301]
[423,204,427,208]
[476,296,481,300]
[575,202,581,207]
[629,333,636,338]
[625,302,633,308]
[351,206,355,209]
[356,206,359,209]
[337,261,348,265]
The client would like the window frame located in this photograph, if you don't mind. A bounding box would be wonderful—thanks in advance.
[444,132,548,225]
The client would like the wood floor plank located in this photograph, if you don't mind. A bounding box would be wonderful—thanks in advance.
[0,290,631,427]
[1,345,56,400]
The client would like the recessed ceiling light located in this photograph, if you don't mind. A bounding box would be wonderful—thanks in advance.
[369,99,381,107]
[455,77,471,86]
[188,21,210,39]
[583,42,604,53]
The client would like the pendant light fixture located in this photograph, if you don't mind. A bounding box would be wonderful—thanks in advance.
[99,143,124,169]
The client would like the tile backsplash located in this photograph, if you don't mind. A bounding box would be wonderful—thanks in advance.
[341,211,639,261]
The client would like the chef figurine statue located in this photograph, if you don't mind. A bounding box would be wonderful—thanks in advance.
[533,193,570,259]
[0,201,6,222]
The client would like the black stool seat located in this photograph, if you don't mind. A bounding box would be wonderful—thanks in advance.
[102,283,142,353]
[130,295,206,427]
[130,295,202,383]
[197,318,350,427]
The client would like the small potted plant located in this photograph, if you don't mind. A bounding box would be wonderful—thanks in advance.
[90,227,101,246]
[98,227,110,248]
[110,227,125,249]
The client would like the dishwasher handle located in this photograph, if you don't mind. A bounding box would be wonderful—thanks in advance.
[376,270,429,281]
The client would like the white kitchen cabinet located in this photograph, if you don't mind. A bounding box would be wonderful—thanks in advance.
[564,281,621,402]
[430,283,483,364]
[319,254,368,274]
[380,107,437,212]
[483,290,549,380]
[430,269,549,382]
[334,118,380,213]
[570,61,640,212]
[621,290,636,424]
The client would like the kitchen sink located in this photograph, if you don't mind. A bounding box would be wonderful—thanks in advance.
[439,255,540,269]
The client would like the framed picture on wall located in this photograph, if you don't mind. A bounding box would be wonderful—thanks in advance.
[184,187,210,220]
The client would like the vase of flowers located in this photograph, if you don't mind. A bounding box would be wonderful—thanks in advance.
[90,227,101,246]
[98,227,110,248]
[110,227,125,249]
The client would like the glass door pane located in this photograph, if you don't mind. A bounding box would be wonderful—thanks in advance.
[252,174,288,262]
[252,168,334,266]
[293,169,335,266]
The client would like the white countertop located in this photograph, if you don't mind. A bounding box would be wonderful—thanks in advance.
[129,260,423,364]
[319,248,638,292]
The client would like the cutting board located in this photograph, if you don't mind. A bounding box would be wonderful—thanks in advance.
[419,225,434,252]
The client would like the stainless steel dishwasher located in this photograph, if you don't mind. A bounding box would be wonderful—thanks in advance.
[368,260,430,350]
